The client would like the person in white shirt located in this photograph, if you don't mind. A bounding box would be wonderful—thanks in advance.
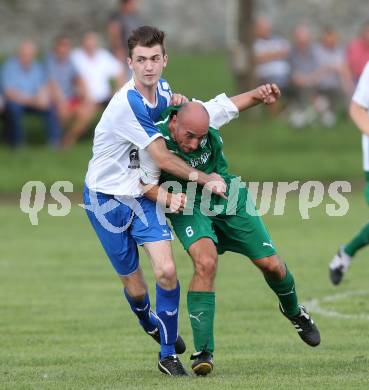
[329,61,369,285]
[253,16,290,91]
[83,26,227,376]
[64,32,126,147]
[72,31,125,104]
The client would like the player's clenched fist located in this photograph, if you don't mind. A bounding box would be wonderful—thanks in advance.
[168,192,187,213]
[256,83,281,105]
[204,172,227,199]
[170,93,189,105]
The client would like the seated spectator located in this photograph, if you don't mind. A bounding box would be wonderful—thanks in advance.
[1,40,62,148]
[313,26,353,124]
[346,21,369,83]
[46,35,96,148]
[107,0,143,62]
[72,31,125,104]
[69,31,125,146]
[288,25,320,127]
[253,16,290,91]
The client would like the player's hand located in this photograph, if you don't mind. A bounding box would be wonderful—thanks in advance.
[256,83,281,105]
[170,93,189,105]
[168,192,187,213]
[204,173,227,199]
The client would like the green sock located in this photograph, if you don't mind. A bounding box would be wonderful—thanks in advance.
[187,291,215,353]
[344,222,369,257]
[265,266,299,317]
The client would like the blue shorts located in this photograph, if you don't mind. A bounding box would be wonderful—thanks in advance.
[83,185,173,276]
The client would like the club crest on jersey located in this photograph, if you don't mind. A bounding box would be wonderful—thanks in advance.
[128,148,140,169]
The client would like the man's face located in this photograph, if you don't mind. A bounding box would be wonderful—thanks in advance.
[82,33,99,55]
[18,42,36,68]
[294,26,311,49]
[127,45,167,88]
[55,38,71,60]
[255,18,272,40]
[322,31,337,49]
[172,115,209,153]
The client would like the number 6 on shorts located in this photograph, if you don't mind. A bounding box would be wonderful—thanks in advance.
[186,226,194,237]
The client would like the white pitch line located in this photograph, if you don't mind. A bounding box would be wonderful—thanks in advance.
[303,290,369,321]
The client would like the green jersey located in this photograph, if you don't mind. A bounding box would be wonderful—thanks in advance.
[153,101,274,260]
[157,106,238,214]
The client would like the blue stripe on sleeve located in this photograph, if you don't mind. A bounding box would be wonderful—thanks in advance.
[127,89,159,138]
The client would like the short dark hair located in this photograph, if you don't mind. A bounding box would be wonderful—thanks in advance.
[127,25,166,57]
[54,34,70,44]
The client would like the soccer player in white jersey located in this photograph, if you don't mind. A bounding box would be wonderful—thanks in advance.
[330,61,369,284]
[83,26,227,376]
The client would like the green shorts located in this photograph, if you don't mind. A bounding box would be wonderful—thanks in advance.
[167,188,276,260]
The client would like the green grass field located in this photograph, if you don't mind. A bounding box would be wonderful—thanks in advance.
[1,51,369,389]
[1,191,369,389]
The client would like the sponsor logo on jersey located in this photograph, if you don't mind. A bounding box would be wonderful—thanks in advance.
[128,148,140,169]
[200,137,207,148]
[189,151,211,168]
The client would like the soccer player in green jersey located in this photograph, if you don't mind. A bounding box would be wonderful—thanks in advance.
[139,83,321,375]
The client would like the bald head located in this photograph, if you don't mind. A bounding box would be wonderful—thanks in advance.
[170,102,210,153]
[177,102,210,130]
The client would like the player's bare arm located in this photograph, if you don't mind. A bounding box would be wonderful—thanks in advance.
[230,83,281,112]
[146,137,227,198]
[349,101,369,136]
[140,182,187,213]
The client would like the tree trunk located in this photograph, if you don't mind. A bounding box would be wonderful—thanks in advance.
[233,0,255,93]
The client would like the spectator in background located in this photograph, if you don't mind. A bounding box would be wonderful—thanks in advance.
[346,21,369,83]
[70,31,125,145]
[72,31,125,105]
[107,0,143,62]
[46,35,96,148]
[1,40,61,147]
[253,16,290,93]
[288,25,319,128]
[313,26,353,125]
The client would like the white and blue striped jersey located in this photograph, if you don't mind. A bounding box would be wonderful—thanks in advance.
[85,78,172,196]
[352,62,369,172]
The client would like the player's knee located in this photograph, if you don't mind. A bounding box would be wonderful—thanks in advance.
[155,262,177,287]
[194,256,217,280]
[260,256,284,278]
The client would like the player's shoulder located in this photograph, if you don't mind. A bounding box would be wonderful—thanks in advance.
[105,79,139,113]
[158,78,172,92]
[117,80,151,116]
[157,78,172,105]
[119,79,141,101]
